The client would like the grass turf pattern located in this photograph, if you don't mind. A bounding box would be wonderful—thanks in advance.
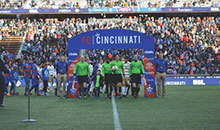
[0,85,220,130]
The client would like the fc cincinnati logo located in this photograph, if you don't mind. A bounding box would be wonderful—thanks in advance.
[147,87,153,94]
[82,33,141,45]
[145,63,154,69]
[70,88,77,95]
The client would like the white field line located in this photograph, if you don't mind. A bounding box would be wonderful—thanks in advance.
[112,93,122,130]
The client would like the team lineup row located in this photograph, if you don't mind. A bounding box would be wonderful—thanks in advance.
[3,52,167,99]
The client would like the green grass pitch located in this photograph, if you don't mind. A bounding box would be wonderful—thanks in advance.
[0,85,220,130]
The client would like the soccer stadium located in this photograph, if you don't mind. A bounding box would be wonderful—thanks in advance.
[0,0,220,130]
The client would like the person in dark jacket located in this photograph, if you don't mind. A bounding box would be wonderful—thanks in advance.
[0,58,9,107]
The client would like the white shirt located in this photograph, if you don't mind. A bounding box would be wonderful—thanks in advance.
[89,64,93,74]
[123,61,130,78]
[47,65,55,76]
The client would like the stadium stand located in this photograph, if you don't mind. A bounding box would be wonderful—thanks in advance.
[0,36,23,55]
[1,15,219,75]
[0,0,219,8]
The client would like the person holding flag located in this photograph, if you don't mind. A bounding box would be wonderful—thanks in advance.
[102,57,112,99]
[129,55,144,98]
[73,56,91,99]
[110,55,125,99]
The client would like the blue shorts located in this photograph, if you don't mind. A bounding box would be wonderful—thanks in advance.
[4,77,10,84]
[24,77,30,84]
[32,78,39,86]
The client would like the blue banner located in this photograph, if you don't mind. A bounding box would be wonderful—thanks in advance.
[0,8,88,13]
[162,7,220,12]
[165,76,220,85]
[0,7,219,14]
[67,29,155,98]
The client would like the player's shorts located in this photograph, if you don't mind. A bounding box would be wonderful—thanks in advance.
[49,75,54,83]
[77,75,88,84]
[123,77,130,85]
[24,76,30,84]
[104,73,112,84]
[32,78,39,86]
[131,74,141,84]
[4,77,10,84]
[112,74,122,84]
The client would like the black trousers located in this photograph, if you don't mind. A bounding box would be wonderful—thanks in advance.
[43,80,48,93]
[0,91,4,105]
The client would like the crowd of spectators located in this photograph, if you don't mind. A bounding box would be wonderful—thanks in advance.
[0,0,219,9]
[0,19,25,40]
[0,16,220,75]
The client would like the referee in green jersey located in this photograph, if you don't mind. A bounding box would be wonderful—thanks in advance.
[110,55,125,99]
[73,56,91,99]
[101,57,112,99]
[129,55,144,98]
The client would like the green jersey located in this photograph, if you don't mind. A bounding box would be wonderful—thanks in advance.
[101,62,112,76]
[110,60,124,74]
[95,75,101,87]
[129,60,144,75]
[73,61,91,76]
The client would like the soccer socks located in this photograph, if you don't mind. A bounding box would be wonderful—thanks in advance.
[103,85,106,93]
[119,87,122,95]
[87,84,91,95]
[110,85,113,95]
[106,84,109,96]
[25,86,28,94]
[97,88,100,97]
[84,87,87,96]
[132,87,138,97]
[122,87,125,95]
[114,86,117,96]
[131,87,134,96]
[126,85,130,95]
[81,86,84,97]
[137,87,140,96]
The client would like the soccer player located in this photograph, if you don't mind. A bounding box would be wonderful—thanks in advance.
[73,56,91,99]
[92,69,103,98]
[129,55,144,98]
[42,63,49,96]
[22,59,32,96]
[122,58,130,97]
[10,65,20,95]
[29,60,41,96]
[56,55,68,98]
[110,55,125,99]
[101,57,112,98]
[155,51,168,98]
[86,59,93,97]
[47,61,55,92]
[3,64,11,96]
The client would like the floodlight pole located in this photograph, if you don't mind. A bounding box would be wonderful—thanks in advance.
[22,80,36,122]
